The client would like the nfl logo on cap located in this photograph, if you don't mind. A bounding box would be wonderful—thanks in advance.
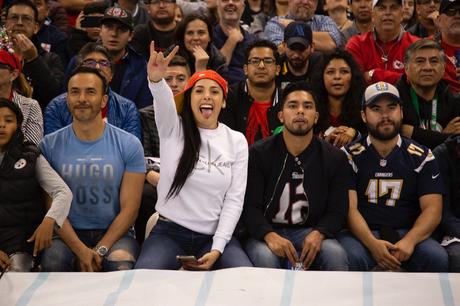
[362,82,401,109]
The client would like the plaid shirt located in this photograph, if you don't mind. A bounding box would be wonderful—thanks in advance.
[264,14,343,48]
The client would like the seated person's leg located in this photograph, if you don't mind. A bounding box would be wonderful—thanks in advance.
[337,231,376,271]
[104,235,140,271]
[9,252,34,272]
[284,227,347,270]
[40,238,75,272]
[135,220,184,270]
[402,235,448,272]
[445,242,460,272]
[312,238,349,271]
[206,237,253,269]
[244,238,281,268]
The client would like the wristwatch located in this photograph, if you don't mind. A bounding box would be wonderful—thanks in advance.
[95,245,109,257]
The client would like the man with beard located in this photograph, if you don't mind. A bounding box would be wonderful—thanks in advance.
[338,82,448,272]
[241,81,350,271]
[213,0,255,84]
[346,0,418,85]
[264,0,342,52]
[220,40,282,145]
[398,39,460,149]
[407,0,440,37]
[39,66,145,272]
[343,0,373,43]
[131,0,178,59]
[278,22,322,89]
[435,0,460,94]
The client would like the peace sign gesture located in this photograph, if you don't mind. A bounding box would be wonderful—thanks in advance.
[147,41,180,83]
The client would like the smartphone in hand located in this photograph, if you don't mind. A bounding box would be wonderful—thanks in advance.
[176,255,198,265]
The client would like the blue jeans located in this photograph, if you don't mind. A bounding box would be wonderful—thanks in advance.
[135,220,253,270]
[41,230,139,272]
[445,242,460,272]
[337,230,449,272]
[244,227,349,271]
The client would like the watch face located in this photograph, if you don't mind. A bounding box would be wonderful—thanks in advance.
[97,246,108,256]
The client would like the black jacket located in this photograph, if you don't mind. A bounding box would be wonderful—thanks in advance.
[139,105,160,158]
[0,132,44,255]
[220,80,282,139]
[241,134,350,240]
[24,36,65,109]
[433,136,460,238]
[397,75,460,149]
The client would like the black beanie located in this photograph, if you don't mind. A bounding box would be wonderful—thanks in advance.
[0,98,23,126]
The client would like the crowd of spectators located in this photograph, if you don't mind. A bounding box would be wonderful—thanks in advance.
[1,0,460,274]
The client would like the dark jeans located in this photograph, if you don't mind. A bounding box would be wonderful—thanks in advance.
[41,229,139,272]
[445,242,460,272]
[135,219,253,270]
[244,227,349,270]
[337,229,449,272]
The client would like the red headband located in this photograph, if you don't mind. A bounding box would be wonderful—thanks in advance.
[0,50,22,74]
[174,70,228,113]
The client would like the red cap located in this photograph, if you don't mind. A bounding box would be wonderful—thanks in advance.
[0,50,22,74]
[174,70,228,113]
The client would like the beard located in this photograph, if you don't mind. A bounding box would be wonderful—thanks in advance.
[288,57,307,70]
[249,75,276,88]
[367,119,401,141]
[284,121,313,137]
[153,14,175,25]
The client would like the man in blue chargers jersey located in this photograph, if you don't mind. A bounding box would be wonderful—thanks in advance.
[338,82,448,272]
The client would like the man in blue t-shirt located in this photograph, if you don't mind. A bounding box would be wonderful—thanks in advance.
[39,66,145,272]
[338,82,448,272]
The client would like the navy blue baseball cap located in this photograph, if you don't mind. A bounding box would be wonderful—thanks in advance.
[284,22,313,48]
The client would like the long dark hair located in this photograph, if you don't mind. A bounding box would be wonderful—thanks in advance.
[166,90,201,199]
[312,49,365,134]
[174,13,213,54]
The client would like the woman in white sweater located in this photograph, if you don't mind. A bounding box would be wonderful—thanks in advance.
[135,42,252,270]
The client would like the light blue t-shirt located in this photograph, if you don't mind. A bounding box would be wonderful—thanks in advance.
[39,123,145,230]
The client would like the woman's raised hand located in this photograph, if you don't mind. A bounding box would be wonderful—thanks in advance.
[147,41,179,83]
[192,45,210,72]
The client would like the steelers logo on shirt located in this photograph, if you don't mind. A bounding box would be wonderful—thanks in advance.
[14,158,27,169]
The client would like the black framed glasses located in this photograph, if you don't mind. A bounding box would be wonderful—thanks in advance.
[7,14,35,25]
[81,59,111,68]
[0,63,12,70]
[247,57,276,66]
[149,0,175,4]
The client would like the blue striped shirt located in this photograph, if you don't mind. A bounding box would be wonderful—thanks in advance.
[264,15,343,48]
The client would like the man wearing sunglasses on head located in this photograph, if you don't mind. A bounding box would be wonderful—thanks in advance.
[277,22,322,90]
[44,43,141,140]
[435,0,460,94]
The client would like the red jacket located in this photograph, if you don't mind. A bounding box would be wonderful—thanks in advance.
[346,30,419,84]
[440,39,460,94]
